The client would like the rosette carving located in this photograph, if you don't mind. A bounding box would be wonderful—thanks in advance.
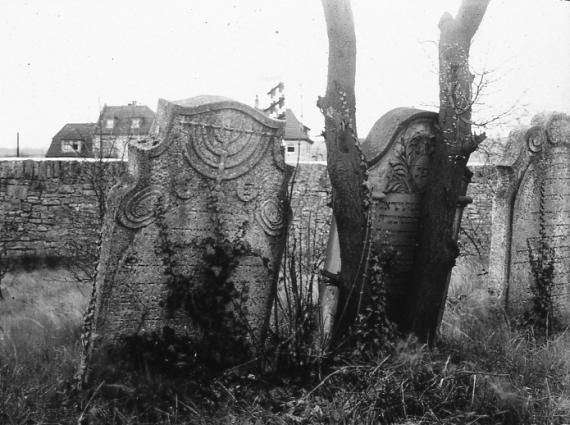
[118,185,166,229]
[236,176,259,202]
[182,110,274,181]
[546,114,570,145]
[256,199,285,236]
[173,174,193,200]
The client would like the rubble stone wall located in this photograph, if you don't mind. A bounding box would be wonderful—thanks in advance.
[0,159,125,259]
[0,159,494,269]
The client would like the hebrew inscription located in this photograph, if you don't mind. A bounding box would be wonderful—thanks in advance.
[361,108,439,327]
[490,112,570,323]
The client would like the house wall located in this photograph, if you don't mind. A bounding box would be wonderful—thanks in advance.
[92,135,149,160]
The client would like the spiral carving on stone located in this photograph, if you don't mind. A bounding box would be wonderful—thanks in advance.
[182,110,274,180]
[526,126,546,154]
[118,185,166,229]
[256,199,285,236]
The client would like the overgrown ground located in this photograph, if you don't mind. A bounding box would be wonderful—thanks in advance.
[0,264,569,424]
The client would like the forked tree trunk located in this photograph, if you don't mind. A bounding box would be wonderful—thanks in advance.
[407,0,490,344]
[319,0,369,340]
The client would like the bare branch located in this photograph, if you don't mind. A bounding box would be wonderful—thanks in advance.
[454,0,492,43]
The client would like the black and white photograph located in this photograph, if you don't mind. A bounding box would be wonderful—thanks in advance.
[1,1,569,423]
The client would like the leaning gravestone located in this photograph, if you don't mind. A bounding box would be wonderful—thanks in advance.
[360,108,440,328]
[80,96,291,377]
[489,112,570,322]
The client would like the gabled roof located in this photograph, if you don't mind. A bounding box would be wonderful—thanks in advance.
[46,123,96,157]
[283,109,313,143]
[97,104,155,136]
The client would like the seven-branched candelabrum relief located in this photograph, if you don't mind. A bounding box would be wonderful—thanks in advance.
[80,96,292,376]
[361,108,439,329]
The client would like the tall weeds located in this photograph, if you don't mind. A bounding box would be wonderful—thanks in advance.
[269,166,330,378]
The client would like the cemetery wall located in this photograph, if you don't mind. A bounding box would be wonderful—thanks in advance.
[0,158,495,267]
[461,165,498,264]
[0,159,125,259]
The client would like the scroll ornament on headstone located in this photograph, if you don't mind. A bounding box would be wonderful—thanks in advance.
[489,112,570,323]
[80,96,292,378]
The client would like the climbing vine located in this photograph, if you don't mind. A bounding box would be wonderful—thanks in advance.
[154,201,252,368]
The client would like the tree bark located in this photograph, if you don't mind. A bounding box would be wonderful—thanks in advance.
[319,0,369,340]
[407,0,490,344]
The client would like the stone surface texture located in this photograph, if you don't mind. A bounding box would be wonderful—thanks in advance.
[489,113,570,321]
[361,108,439,325]
[0,159,124,259]
[84,97,292,361]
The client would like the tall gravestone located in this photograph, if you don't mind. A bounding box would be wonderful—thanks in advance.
[489,113,570,322]
[81,96,291,375]
[361,108,440,328]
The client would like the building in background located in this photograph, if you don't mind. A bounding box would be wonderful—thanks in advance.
[283,109,327,164]
[263,82,285,119]
[93,102,155,159]
[45,123,97,158]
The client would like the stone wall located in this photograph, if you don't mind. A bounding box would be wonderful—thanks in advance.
[460,165,498,265]
[0,159,496,274]
[0,158,496,273]
[0,159,125,259]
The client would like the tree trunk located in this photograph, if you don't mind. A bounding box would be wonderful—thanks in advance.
[319,0,369,340]
[407,0,490,344]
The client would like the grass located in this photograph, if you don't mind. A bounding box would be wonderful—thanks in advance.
[0,267,89,424]
[1,265,569,424]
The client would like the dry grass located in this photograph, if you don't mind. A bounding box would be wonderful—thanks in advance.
[0,267,89,424]
[1,264,569,424]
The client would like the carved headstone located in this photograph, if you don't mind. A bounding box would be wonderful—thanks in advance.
[361,108,439,328]
[81,96,291,373]
[489,113,570,322]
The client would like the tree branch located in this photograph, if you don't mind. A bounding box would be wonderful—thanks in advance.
[454,0,491,43]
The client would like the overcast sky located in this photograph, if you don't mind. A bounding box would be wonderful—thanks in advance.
[1,0,569,152]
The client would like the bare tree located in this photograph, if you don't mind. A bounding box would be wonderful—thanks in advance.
[407,0,491,344]
[318,0,370,340]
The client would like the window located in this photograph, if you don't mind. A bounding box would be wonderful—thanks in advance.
[131,118,141,129]
[287,145,295,153]
[105,119,114,129]
[61,140,82,153]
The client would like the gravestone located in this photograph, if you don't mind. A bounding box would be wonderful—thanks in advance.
[361,108,440,328]
[489,113,570,322]
[81,96,291,375]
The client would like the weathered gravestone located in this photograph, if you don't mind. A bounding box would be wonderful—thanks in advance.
[81,96,291,376]
[360,108,440,329]
[489,112,570,323]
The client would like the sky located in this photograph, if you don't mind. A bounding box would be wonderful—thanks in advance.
[0,0,569,153]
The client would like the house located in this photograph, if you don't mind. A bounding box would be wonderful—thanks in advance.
[283,109,326,164]
[45,123,97,158]
[92,102,155,159]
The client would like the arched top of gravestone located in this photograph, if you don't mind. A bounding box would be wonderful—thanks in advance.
[361,107,438,167]
[498,112,570,170]
[140,96,285,158]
